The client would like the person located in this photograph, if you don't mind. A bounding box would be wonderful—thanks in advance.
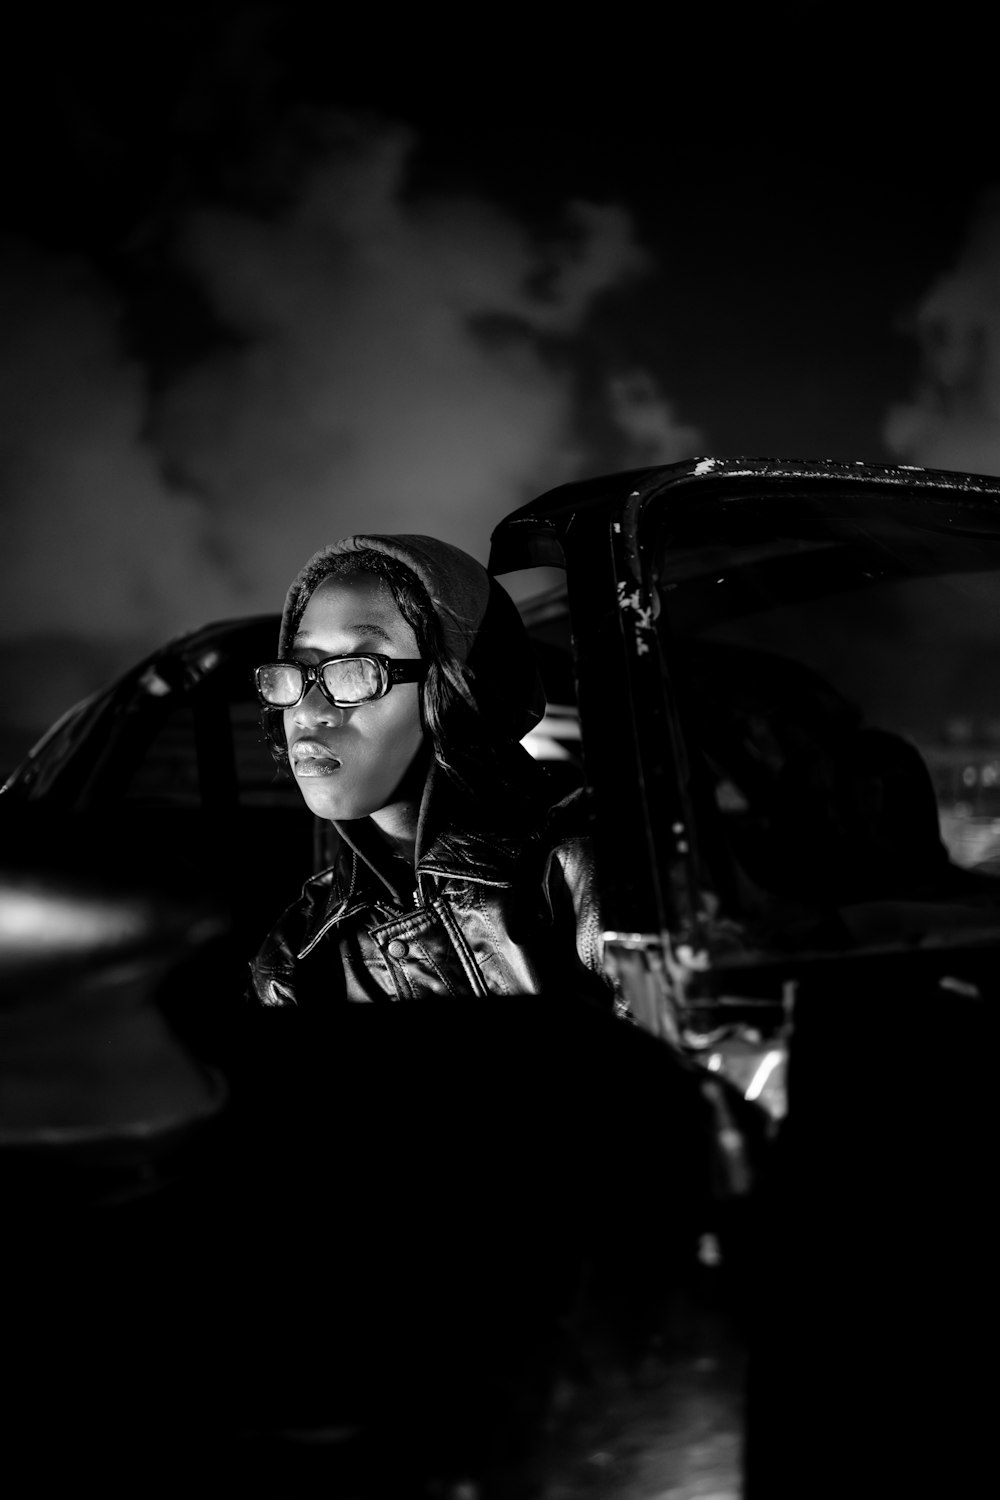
[234,534,630,1487]
[249,532,613,1010]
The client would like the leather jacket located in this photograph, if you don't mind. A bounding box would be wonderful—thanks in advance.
[250,789,613,1009]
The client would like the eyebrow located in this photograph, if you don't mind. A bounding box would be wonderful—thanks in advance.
[292,621,395,648]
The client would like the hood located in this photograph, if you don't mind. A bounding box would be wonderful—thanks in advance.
[280,533,489,663]
[279,532,545,741]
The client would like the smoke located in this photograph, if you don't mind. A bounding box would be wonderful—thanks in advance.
[155,118,678,579]
[885,186,1000,474]
[868,190,1000,739]
[607,369,702,466]
[0,114,700,733]
[0,240,232,643]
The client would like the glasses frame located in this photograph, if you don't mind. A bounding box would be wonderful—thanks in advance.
[254,654,427,709]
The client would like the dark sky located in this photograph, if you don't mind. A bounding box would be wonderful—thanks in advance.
[4,8,992,456]
[2,3,999,736]
[6,7,988,455]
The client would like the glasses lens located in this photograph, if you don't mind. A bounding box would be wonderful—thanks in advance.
[258,663,305,706]
[321,656,381,704]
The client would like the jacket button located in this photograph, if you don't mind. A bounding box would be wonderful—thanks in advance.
[386,939,408,959]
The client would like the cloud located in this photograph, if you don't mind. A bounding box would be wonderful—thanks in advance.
[0,112,700,731]
[884,186,1000,474]
[607,369,703,466]
[154,117,674,582]
[0,238,234,645]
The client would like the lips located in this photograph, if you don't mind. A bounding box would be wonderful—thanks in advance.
[290,738,342,776]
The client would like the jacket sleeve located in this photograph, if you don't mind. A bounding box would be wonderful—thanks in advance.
[540,831,617,1007]
[546,835,605,973]
[247,871,337,1008]
[248,960,297,1008]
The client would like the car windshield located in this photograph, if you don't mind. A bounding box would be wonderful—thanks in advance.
[653,485,1000,955]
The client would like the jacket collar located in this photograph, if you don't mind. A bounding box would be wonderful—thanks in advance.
[343,758,530,895]
[333,819,528,904]
[297,760,540,956]
[295,822,530,959]
[299,819,528,955]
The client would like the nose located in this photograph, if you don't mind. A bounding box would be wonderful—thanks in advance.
[289,681,346,728]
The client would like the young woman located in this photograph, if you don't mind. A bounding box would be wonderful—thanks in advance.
[249,532,613,1009]
[237,537,729,1493]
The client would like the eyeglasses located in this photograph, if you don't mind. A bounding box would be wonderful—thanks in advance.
[255,654,427,709]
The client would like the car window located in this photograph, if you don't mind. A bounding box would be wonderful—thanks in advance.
[1,620,320,952]
[122,699,202,807]
[231,700,300,807]
[123,695,297,810]
[653,489,1000,949]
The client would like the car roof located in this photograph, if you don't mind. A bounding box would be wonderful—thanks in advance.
[488,455,1000,575]
[530,454,1000,513]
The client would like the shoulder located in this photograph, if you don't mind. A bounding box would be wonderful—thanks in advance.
[535,787,598,898]
[540,786,593,854]
[534,787,612,994]
[249,865,341,1006]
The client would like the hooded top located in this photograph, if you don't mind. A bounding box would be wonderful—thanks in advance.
[251,533,611,1009]
[279,532,546,744]
[280,534,490,664]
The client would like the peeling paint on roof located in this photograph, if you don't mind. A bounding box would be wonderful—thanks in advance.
[617,580,656,655]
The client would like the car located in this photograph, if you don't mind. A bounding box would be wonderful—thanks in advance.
[3,454,998,1490]
[490,454,1000,1493]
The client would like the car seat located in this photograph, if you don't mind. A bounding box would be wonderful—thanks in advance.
[676,643,960,911]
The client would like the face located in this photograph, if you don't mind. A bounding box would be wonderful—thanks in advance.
[282,572,426,822]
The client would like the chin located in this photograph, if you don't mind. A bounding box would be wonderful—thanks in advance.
[295,780,372,823]
[299,789,351,821]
